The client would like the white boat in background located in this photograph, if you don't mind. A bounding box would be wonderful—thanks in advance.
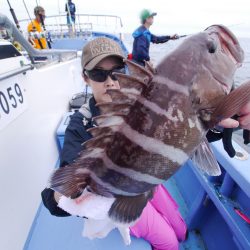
[1,11,250,250]
[19,13,124,39]
[18,14,128,51]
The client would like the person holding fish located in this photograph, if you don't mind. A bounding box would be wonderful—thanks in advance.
[132,9,179,67]
[43,28,250,249]
[42,37,188,250]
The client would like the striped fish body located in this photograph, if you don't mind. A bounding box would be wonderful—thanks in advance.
[51,25,250,223]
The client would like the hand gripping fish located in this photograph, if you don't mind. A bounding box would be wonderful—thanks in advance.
[50,25,250,225]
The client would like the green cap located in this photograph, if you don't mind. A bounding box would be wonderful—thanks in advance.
[140,9,157,22]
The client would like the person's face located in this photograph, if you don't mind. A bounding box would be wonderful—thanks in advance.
[145,16,154,26]
[36,11,45,23]
[84,56,124,103]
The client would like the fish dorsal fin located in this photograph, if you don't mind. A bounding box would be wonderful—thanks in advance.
[106,89,138,103]
[209,81,250,127]
[124,59,153,84]
[108,189,154,223]
[191,138,221,176]
[93,114,125,127]
[144,60,156,74]
[113,73,147,92]
[83,134,114,149]
[87,126,118,137]
[96,102,132,116]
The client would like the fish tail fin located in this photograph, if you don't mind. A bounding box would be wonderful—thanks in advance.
[108,189,154,224]
[50,165,90,198]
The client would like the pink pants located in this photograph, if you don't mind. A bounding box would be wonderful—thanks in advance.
[130,184,187,250]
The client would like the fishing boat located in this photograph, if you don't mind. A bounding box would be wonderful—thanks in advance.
[1,11,250,250]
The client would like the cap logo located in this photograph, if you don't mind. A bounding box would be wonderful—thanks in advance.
[90,38,120,57]
[82,37,124,70]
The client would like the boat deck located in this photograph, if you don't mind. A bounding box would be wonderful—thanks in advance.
[23,174,206,250]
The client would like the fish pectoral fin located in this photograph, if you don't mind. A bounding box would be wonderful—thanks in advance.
[209,81,250,128]
[191,139,221,176]
[108,190,154,224]
[113,73,147,91]
[50,165,90,198]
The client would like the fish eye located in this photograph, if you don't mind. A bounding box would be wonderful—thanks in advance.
[207,40,217,53]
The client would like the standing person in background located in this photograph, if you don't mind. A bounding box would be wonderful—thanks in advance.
[65,0,76,27]
[27,6,47,49]
[132,9,179,67]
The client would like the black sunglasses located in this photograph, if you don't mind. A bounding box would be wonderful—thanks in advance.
[84,66,126,82]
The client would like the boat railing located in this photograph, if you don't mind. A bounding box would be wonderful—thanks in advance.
[0,13,77,65]
[0,64,34,81]
[18,14,123,40]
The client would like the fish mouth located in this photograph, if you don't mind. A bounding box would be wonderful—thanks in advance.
[213,76,231,94]
[205,24,244,64]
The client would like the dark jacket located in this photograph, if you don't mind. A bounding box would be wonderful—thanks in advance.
[41,97,99,216]
[65,2,76,16]
[132,25,171,66]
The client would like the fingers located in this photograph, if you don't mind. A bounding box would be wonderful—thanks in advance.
[238,115,250,129]
[238,101,250,116]
[238,102,250,129]
[218,101,250,129]
[218,116,250,130]
[218,118,239,128]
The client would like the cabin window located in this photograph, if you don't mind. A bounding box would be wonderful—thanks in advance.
[0,45,22,60]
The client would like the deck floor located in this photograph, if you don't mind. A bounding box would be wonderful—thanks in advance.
[164,178,207,250]
[24,178,207,250]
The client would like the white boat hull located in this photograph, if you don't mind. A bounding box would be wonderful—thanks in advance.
[0,57,83,250]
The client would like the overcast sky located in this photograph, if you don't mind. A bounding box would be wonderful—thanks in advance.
[1,0,250,37]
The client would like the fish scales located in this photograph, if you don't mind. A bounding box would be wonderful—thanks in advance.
[51,25,250,224]
[106,132,175,179]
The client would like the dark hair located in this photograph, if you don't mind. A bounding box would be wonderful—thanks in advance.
[34,6,45,16]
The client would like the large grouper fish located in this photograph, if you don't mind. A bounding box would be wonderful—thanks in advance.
[51,24,250,224]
